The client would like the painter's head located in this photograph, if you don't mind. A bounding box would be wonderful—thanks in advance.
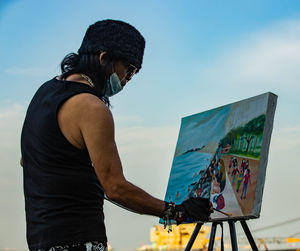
[79,20,145,71]
[60,19,145,106]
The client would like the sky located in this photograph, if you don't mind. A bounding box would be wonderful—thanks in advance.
[1,0,300,250]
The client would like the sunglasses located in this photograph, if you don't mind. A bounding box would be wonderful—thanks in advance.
[125,63,138,81]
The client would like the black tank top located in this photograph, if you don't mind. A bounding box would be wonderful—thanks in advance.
[21,77,107,249]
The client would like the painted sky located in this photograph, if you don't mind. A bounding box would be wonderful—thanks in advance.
[175,106,230,156]
[225,93,269,133]
[1,1,300,250]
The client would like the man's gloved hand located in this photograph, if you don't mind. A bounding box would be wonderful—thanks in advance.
[176,197,213,223]
[160,197,213,231]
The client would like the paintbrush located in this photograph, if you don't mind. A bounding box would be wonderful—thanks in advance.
[213,207,232,217]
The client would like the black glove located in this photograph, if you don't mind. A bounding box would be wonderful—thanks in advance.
[176,197,212,223]
[160,197,212,227]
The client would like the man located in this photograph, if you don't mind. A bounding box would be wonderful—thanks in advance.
[21,20,212,251]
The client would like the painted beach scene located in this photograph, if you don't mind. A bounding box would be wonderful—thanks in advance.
[163,93,276,222]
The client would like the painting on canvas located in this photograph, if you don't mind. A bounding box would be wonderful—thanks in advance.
[163,92,277,222]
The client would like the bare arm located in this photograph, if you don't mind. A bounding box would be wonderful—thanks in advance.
[79,95,165,217]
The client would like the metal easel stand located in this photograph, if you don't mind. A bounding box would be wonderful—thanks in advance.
[184,220,259,251]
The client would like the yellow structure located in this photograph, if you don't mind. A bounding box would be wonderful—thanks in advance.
[147,223,210,250]
[286,238,300,243]
[137,222,300,251]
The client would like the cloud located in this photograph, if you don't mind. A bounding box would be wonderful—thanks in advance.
[4,66,52,77]
[0,103,25,149]
[270,124,300,152]
[114,115,144,127]
[115,126,179,195]
[0,103,27,249]
[199,19,300,92]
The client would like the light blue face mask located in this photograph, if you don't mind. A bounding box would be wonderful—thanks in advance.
[104,73,123,97]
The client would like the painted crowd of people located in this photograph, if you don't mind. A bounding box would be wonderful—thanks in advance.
[176,144,253,212]
[229,157,251,200]
[187,145,226,210]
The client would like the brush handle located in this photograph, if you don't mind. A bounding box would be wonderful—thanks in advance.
[213,208,232,217]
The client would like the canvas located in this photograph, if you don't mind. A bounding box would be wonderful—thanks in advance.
[163,92,277,222]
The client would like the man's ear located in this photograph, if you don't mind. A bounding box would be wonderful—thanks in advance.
[99,51,108,65]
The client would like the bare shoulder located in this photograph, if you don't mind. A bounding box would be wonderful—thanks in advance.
[58,92,114,149]
[75,93,112,117]
[70,93,114,131]
[73,93,115,138]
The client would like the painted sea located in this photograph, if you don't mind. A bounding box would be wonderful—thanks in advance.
[164,151,213,204]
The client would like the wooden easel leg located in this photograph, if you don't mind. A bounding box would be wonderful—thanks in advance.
[240,220,258,251]
[207,222,218,251]
[184,222,203,251]
[229,220,238,251]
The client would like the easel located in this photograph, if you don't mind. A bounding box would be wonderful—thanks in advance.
[184,220,258,251]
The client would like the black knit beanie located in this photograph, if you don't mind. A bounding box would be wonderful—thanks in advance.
[78,19,145,71]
